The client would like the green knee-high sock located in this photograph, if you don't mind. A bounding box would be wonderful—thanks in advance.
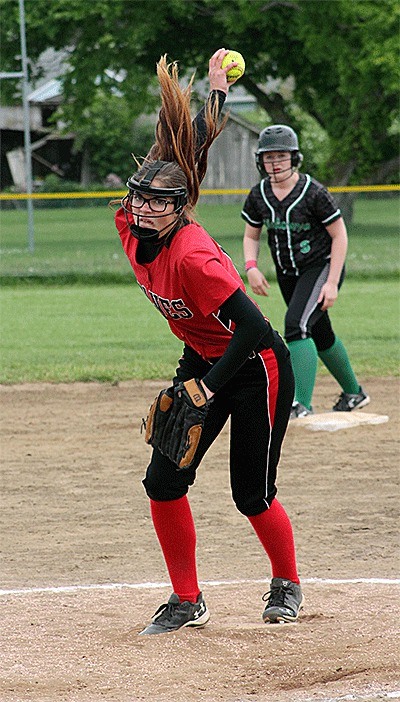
[287,338,318,410]
[318,336,360,394]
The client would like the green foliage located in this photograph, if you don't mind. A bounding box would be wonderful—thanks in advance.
[288,0,400,182]
[240,104,331,181]
[284,106,332,181]
[1,0,397,185]
[66,92,155,181]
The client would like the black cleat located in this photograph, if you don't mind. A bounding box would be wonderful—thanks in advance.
[139,592,210,635]
[332,387,370,412]
[290,401,313,419]
[262,578,304,624]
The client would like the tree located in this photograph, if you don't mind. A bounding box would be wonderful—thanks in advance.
[70,92,156,184]
[1,0,398,185]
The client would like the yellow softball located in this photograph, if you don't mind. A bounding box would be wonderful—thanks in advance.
[221,50,245,83]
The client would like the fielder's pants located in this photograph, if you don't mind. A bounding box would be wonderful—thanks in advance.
[278,264,345,350]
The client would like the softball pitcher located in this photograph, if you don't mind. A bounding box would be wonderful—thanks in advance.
[115,52,303,634]
[242,125,369,417]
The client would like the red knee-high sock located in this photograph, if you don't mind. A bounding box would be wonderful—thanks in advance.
[247,498,300,583]
[150,496,200,603]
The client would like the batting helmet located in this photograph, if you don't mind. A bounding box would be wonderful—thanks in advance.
[255,125,303,175]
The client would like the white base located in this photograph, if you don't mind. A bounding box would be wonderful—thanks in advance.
[289,411,389,432]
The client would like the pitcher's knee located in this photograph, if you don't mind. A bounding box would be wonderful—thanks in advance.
[142,453,195,501]
[142,475,189,502]
[234,489,277,516]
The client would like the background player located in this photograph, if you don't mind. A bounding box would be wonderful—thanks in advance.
[242,125,369,418]
[115,53,304,634]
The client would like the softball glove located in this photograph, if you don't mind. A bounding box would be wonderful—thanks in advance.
[144,379,211,469]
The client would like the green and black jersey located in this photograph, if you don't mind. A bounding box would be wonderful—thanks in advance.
[241,174,341,276]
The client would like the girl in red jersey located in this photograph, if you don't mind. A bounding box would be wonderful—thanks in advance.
[115,50,303,634]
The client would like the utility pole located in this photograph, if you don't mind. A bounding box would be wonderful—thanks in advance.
[0,0,34,252]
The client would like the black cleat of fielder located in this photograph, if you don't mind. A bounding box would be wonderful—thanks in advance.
[139,592,210,635]
[290,401,313,420]
[332,386,370,412]
[262,578,304,624]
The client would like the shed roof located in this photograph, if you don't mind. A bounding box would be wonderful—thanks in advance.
[28,79,62,105]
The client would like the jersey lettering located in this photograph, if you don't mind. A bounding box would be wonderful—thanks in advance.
[139,283,193,320]
[264,217,311,233]
[171,299,193,319]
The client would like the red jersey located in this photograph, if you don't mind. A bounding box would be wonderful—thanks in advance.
[115,208,245,359]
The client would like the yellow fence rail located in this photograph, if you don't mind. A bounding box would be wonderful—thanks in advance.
[0,184,399,201]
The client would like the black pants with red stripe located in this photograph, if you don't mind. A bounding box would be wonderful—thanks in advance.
[143,332,294,516]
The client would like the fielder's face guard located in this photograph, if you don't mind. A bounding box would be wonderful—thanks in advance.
[121,160,188,242]
[255,125,303,176]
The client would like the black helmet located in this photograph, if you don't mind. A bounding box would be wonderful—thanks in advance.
[257,125,299,153]
[255,125,303,175]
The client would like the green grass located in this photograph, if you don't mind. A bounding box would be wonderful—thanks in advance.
[0,205,132,281]
[0,280,398,383]
[198,197,400,279]
[0,196,398,382]
[0,283,181,383]
[0,196,399,281]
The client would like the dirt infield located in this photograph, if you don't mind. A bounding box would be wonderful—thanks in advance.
[1,377,399,702]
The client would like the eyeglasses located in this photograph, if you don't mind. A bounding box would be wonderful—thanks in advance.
[130,191,175,213]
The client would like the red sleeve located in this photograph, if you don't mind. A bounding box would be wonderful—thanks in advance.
[115,207,132,251]
[179,248,242,317]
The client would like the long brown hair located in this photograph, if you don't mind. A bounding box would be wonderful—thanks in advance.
[143,55,228,214]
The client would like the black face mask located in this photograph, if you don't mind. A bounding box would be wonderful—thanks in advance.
[121,197,184,244]
[121,160,188,244]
